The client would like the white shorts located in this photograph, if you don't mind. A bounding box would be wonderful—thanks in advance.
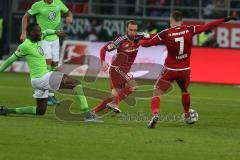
[31,71,64,98]
[41,39,60,62]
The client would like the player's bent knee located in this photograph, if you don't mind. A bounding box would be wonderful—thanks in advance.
[52,61,59,67]
[153,88,164,96]
[111,89,119,97]
[61,75,80,89]
[130,86,137,91]
[46,59,53,65]
[182,91,189,95]
[126,80,137,88]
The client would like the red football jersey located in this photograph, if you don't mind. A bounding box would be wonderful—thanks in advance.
[100,32,153,69]
[140,19,225,69]
[157,25,196,69]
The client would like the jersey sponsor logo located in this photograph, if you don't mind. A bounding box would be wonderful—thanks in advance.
[168,30,189,37]
[121,41,131,49]
[37,47,44,56]
[48,11,56,21]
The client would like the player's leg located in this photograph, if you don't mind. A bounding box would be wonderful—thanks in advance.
[106,79,137,113]
[0,105,37,115]
[41,40,56,105]
[48,39,61,104]
[35,98,48,115]
[51,39,60,71]
[148,70,174,128]
[9,71,52,115]
[42,40,53,71]
[0,90,48,116]
[91,79,117,116]
[114,79,137,104]
[92,66,124,114]
[176,70,191,120]
[105,66,135,113]
[59,75,100,121]
[106,87,123,113]
[92,96,113,116]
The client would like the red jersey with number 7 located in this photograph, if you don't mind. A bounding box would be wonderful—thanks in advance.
[140,19,225,69]
[158,25,196,69]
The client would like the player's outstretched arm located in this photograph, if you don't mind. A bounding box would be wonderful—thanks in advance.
[100,42,116,62]
[20,13,31,42]
[0,54,19,72]
[99,43,116,72]
[140,35,163,47]
[100,46,107,63]
[100,46,109,72]
[193,16,237,34]
[65,11,73,24]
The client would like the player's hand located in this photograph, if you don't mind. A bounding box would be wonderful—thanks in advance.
[66,16,73,24]
[133,37,140,44]
[56,31,67,38]
[20,32,26,42]
[139,40,144,46]
[224,16,238,22]
[101,61,109,72]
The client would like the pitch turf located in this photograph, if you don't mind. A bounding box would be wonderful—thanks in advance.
[0,72,240,160]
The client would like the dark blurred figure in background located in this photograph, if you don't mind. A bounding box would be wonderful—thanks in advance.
[0,13,5,59]
[147,0,170,17]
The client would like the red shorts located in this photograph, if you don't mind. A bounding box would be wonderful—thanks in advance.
[155,69,190,92]
[109,66,132,89]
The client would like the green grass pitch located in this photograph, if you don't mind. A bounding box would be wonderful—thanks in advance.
[0,72,240,160]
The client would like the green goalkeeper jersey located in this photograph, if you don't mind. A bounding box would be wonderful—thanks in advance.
[28,0,69,41]
[16,39,49,78]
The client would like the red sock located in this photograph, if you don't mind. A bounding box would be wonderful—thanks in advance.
[151,96,160,116]
[182,93,190,115]
[92,97,113,113]
[113,87,133,104]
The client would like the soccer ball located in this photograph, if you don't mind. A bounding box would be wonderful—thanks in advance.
[182,108,199,124]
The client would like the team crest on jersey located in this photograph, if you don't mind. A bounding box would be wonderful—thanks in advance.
[37,47,44,56]
[121,41,131,49]
[48,11,56,21]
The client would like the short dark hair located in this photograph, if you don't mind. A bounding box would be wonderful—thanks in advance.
[171,11,183,22]
[27,23,39,35]
[126,20,138,27]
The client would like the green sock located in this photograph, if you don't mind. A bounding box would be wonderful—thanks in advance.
[74,84,89,112]
[47,65,52,71]
[51,66,57,71]
[7,106,36,115]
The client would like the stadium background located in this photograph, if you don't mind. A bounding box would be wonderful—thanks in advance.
[0,1,240,160]
[0,0,240,84]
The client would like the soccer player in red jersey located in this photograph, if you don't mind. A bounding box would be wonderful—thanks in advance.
[92,20,154,115]
[140,11,237,128]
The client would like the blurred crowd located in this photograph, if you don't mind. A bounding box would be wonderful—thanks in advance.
[1,0,239,57]
[12,0,240,19]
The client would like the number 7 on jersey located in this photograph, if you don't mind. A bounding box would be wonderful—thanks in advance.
[175,37,184,55]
